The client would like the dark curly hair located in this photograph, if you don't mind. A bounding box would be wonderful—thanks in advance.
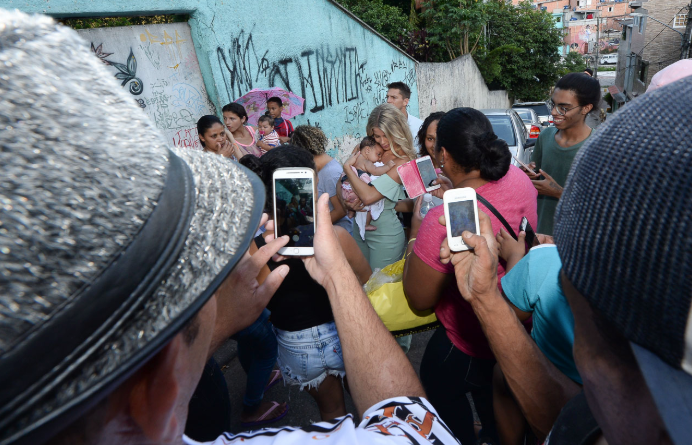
[290,125,328,156]
[417,112,445,157]
[555,72,601,115]
[436,107,510,181]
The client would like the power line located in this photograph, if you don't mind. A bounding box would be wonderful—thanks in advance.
[636,6,686,56]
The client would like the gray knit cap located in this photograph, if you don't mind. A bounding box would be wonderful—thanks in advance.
[555,76,692,444]
[0,10,263,444]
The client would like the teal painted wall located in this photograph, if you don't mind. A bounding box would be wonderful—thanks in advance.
[0,0,418,156]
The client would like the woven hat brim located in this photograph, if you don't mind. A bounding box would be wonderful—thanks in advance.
[631,343,692,445]
[4,149,265,445]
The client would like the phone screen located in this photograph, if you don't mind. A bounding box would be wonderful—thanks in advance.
[417,158,438,188]
[274,177,315,247]
[448,200,477,238]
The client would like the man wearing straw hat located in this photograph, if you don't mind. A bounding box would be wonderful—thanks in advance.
[0,10,458,445]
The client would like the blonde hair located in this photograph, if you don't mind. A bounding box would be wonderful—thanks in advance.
[366,104,416,160]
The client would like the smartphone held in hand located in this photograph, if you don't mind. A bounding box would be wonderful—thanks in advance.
[415,156,441,192]
[512,154,538,176]
[443,188,481,252]
[519,216,539,247]
[273,168,316,256]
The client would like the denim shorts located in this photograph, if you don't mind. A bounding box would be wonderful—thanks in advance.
[274,321,346,391]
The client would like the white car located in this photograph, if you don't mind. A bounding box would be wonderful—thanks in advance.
[481,109,536,168]
[599,54,618,65]
[512,108,542,139]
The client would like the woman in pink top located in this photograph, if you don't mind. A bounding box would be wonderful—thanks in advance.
[402,107,537,444]
[222,103,262,158]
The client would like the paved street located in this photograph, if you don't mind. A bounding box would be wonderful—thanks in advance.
[596,69,616,87]
[214,329,435,433]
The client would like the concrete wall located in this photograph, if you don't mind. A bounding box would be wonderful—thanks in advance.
[77,24,216,150]
[416,55,510,119]
[0,0,418,159]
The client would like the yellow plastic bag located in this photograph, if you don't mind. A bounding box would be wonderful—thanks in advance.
[365,257,440,337]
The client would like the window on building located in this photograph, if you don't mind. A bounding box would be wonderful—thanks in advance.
[608,6,613,12]
[639,16,645,33]
[638,59,649,83]
[674,13,688,28]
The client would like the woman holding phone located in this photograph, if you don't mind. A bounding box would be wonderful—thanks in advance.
[251,146,371,422]
[340,104,417,270]
[402,107,537,445]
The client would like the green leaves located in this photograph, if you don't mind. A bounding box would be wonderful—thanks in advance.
[558,51,588,77]
[420,0,488,59]
[474,0,564,100]
[339,0,412,45]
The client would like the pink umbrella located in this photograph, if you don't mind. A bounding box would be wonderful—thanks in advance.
[234,87,305,126]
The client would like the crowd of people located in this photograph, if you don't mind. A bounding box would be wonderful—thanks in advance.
[2,10,692,445]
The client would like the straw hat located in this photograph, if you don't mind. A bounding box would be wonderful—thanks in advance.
[0,10,264,443]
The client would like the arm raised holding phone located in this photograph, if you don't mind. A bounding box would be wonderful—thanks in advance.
[439,212,580,442]
[266,193,426,415]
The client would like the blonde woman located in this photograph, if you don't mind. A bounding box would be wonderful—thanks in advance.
[340,103,416,271]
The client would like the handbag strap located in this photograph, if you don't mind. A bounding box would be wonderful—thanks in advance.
[476,193,518,240]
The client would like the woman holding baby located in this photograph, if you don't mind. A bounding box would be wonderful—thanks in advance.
[340,103,416,271]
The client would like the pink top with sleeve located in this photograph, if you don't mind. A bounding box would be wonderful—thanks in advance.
[412,165,537,359]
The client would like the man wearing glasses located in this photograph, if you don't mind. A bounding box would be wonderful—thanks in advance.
[524,73,601,235]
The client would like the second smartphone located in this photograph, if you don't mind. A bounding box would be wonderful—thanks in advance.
[272,167,316,256]
[443,187,481,251]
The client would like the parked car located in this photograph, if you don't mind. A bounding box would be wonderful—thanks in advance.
[512,108,542,138]
[599,53,618,65]
[481,109,536,168]
[512,102,553,126]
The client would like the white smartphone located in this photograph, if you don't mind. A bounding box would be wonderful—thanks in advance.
[443,187,481,252]
[272,167,316,256]
[415,156,441,192]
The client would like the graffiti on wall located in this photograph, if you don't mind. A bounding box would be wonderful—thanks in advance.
[78,23,215,149]
[566,24,597,54]
[215,28,416,139]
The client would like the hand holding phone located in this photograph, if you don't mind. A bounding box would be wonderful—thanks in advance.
[273,168,316,256]
[416,156,441,192]
[443,188,481,251]
[512,154,538,176]
[519,216,538,247]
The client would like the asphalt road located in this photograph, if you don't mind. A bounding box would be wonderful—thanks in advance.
[214,329,435,433]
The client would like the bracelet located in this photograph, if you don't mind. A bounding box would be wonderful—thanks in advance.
[407,237,416,245]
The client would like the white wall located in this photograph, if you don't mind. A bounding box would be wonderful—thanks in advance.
[416,55,511,119]
[77,24,216,150]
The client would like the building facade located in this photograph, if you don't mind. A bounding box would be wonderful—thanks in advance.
[613,0,690,105]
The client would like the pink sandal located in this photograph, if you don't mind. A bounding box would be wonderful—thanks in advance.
[240,401,289,428]
[265,369,282,391]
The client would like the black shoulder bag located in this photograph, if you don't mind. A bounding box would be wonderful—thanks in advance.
[476,193,518,240]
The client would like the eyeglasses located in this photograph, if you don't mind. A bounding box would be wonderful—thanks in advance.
[546,100,582,116]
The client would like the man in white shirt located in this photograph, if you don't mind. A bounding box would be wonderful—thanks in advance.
[386,82,423,147]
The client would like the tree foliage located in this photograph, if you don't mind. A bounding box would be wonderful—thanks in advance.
[339,0,412,45]
[473,1,564,101]
[59,15,187,30]
[420,0,488,60]
[558,51,588,76]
